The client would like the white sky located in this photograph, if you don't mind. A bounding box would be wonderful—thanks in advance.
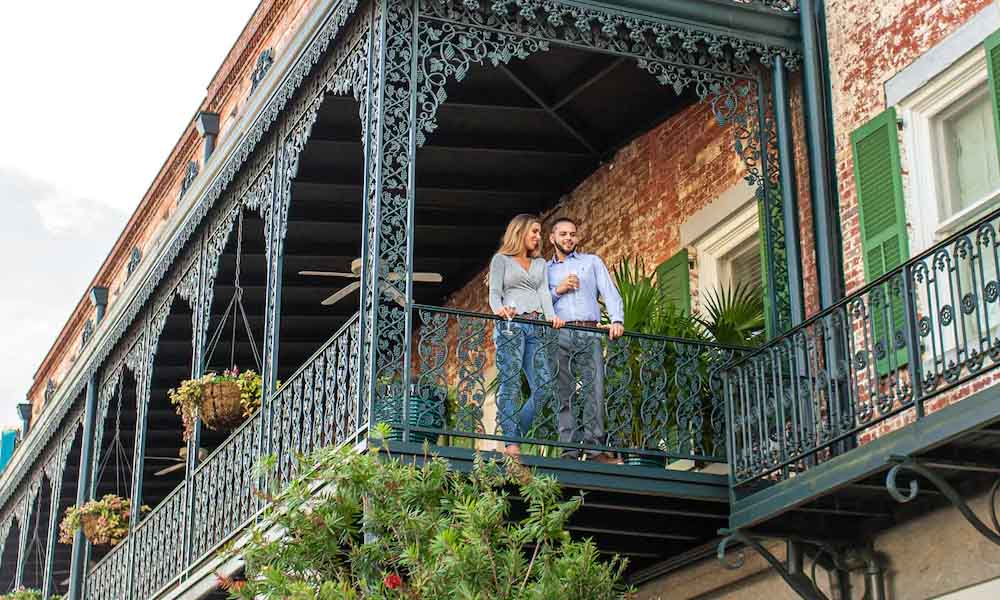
[0,2,261,428]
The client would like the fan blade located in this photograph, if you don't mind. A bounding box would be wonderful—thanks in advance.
[412,272,443,283]
[299,271,359,278]
[321,281,362,306]
[385,272,443,283]
[154,463,186,476]
[380,283,407,307]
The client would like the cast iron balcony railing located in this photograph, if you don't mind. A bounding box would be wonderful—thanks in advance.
[725,205,1000,492]
[85,314,360,600]
[404,305,746,464]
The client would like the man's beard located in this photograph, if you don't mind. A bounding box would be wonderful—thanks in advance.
[555,241,575,256]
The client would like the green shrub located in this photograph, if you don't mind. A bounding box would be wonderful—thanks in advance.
[229,428,632,599]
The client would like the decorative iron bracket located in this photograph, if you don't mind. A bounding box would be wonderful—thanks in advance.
[886,455,1000,546]
[717,529,849,600]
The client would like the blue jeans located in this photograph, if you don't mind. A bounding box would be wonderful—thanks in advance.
[495,320,554,441]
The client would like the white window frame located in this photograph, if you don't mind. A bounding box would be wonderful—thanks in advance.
[898,46,999,254]
[680,180,760,312]
[897,45,1000,364]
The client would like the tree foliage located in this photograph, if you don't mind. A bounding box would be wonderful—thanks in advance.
[229,431,631,600]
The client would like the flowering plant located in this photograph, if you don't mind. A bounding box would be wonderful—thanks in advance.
[0,589,62,600]
[228,425,631,599]
[168,368,262,440]
[59,494,148,547]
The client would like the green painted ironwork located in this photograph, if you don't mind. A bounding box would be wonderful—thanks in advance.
[410,305,745,462]
[724,203,1000,493]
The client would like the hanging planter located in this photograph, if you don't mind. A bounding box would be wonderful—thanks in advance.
[168,368,262,441]
[59,494,146,547]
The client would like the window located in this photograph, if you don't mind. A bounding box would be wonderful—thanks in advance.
[725,236,764,294]
[898,46,999,249]
[896,41,1000,363]
[938,86,1000,219]
[680,182,762,310]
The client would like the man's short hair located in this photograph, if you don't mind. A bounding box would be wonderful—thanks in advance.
[550,216,578,231]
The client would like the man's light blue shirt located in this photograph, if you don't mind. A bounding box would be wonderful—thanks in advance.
[547,251,625,323]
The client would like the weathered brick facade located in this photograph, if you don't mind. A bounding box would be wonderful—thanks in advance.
[445,96,813,317]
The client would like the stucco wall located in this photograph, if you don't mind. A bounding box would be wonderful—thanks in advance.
[638,487,1000,600]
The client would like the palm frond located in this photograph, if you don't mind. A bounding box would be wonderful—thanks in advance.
[696,282,766,346]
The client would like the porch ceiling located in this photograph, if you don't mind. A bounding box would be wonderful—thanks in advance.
[284,43,699,349]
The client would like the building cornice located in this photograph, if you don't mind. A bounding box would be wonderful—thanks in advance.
[3,0,358,513]
[25,0,300,410]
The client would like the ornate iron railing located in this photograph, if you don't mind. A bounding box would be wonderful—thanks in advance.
[85,537,131,600]
[83,313,361,598]
[189,411,263,561]
[267,313,362,488]
[132,482,187,598]
[407,305,745,463]
[725,205,1000,490]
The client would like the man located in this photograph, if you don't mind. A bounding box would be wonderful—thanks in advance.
[547,217,624,464]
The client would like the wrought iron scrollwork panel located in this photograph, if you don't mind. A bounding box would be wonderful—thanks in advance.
[726,209,1000,489]
[411,305,740,461]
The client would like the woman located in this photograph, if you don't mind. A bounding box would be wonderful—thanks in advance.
[489,214,565,457]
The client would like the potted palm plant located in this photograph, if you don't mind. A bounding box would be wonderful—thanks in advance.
[168,368,262,441]
[608,258,764,466]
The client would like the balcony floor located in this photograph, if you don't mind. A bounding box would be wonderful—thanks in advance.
[730,384,1000,541]
[383,441,731,576]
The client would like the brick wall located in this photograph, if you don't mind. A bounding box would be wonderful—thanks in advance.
[827,0,993,294]
[824,0,996,441]
[447,98,763,315]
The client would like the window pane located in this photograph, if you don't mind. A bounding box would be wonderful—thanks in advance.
[730,239,763,292]
[943,92,1000,215]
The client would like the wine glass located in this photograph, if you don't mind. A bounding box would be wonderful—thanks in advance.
[503,301,517,336]
[568,270,579,316]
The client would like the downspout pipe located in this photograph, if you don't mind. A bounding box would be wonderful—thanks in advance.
[856,546,887,600]
[799,0,844,309]
[67,286,108,600]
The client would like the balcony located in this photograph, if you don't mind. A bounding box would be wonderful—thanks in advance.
[724,205,1000,536]
[84,309,746,596]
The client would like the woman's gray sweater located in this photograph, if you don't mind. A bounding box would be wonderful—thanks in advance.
[487,254,556,320]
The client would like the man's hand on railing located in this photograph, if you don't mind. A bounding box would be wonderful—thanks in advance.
[551,316,565,329]
[596,322,624,340]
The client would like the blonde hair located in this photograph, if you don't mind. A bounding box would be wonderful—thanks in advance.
[497,214,542,258]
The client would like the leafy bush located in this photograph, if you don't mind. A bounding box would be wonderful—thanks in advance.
[229,428,631,599]
[0,589,62,600]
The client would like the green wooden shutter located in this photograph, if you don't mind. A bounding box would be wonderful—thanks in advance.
[984,29,1000,160]
[851,107,909,372]
[656,250,691,316]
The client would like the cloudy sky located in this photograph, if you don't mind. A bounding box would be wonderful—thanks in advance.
[0,2,259,428]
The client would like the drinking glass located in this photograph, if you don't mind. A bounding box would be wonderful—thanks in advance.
[503,301,517,336]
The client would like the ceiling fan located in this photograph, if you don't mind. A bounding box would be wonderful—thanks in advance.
[148,446,209,476]
[300,258,443,307]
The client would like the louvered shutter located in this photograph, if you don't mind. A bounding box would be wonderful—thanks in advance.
[851,108,909,372]
[656,250,691,316]
[985,30,1000,159]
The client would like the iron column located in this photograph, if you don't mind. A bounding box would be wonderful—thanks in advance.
[799,0,844,308]
[67,286,107,600]
[772,55,806,327]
